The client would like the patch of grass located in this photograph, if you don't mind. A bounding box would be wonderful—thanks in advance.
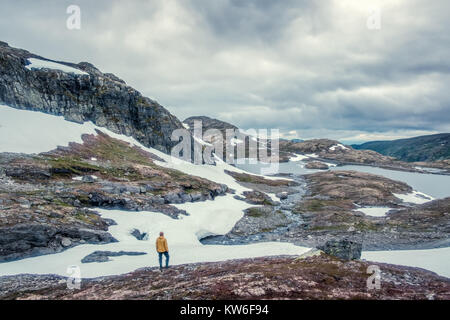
[246,208,265,218]
[309,224,348,231]
[53,199,72,207]
[46,157,101,175]
[306,199,326,211]
[354,221,379,232]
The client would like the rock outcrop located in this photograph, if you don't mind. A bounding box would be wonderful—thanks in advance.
[81,251,146,263]
[318,239,362,260]
[305,161,329,170]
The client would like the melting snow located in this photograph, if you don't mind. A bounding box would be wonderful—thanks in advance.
[0,105,98,153]
[289,154,309,162]
[329,144,348,151]
[0,195,310,278]
[394,191,434,204]
[355,206,392,217]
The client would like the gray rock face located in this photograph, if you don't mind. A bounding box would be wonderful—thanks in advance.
[81,250,147,263]
[0,223,117,262]
[0,43,183,154]
[130,229,148,240]
[318,239,362,261]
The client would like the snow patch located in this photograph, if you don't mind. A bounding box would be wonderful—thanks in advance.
[0,105,98,154]
[329,144,348,151]
[289,154,309,162]
[26,58,89,75]
[394,191,434,204]
[355,206,391,217]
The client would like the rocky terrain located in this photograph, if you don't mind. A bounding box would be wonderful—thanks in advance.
[203,171,450,250]
[0,130,229,262]
[0,41,182,153]
[183,116,449,171]
[279,139,422,170]
[1,253,448,300]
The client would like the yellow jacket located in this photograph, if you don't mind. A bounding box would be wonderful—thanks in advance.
[156,236,169,253]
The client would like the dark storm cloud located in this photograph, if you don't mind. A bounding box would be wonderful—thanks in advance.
[0,0,449,142]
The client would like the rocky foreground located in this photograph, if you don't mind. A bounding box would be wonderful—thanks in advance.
[0,253,448,300]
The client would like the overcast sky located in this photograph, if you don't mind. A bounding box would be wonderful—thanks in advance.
[1,0,449,143]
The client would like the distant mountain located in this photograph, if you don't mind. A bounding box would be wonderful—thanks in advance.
[352,133,450,162]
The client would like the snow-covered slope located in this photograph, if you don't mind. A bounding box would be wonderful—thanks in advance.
[0,105,98,153]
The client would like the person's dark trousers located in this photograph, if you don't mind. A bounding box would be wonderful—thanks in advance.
[158,251,169,268]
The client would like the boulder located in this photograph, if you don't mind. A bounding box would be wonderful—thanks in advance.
[318,239,362,260]
[130,229,148,240]
[305,161,329,170]
[60,238,72,247]
[81,251,147,263]
[276,192,288,200]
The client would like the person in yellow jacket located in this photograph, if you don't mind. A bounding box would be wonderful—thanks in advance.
[156,232,169,270]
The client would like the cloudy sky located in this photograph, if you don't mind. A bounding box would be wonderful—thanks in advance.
[1,0,449,143]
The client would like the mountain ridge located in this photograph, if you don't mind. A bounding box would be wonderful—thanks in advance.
[352,133,450,162]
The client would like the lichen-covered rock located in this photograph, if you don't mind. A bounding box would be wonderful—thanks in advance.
[318,239,362,260]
